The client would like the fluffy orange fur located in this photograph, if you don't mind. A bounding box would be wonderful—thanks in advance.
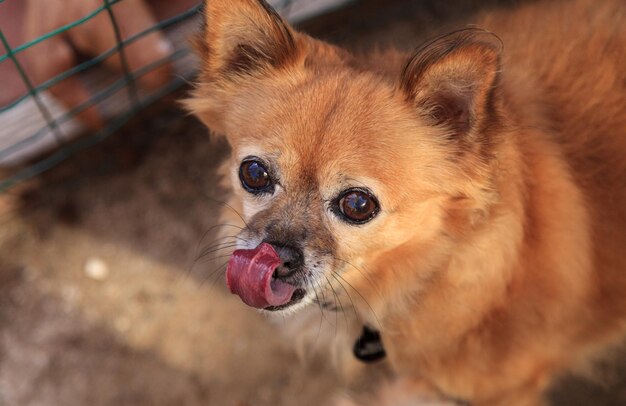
[186,0,626,404]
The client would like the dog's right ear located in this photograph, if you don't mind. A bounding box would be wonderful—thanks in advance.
[196,0,298,78]
[400,29,503,142]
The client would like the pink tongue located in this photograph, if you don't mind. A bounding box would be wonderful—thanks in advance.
[226,243,297,309]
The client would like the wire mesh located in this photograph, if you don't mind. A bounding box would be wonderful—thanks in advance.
[0,0,354,192]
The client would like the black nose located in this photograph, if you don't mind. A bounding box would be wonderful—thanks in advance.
[269,244,304,279]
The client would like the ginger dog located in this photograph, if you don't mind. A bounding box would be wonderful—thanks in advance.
[186,0,626,404]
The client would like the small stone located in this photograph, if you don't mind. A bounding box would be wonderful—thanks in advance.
[84,257,109,281]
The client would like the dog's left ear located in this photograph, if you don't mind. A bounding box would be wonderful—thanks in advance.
[400,29,502,140]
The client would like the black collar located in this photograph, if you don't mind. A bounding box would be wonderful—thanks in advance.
[353,326,386,363]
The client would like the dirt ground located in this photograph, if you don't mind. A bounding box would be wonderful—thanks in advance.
[1,1,625,405]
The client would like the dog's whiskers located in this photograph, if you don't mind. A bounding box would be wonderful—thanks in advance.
[203,196,250,229]
[306,274,327,349]
[181,223,249,284]
[332,255,381,299]
[198,259,230,291]
[324,274,353,341]
[205,260,231,290]
[330,270,381,330]
[197,241,240,259]
[198,234,249,256]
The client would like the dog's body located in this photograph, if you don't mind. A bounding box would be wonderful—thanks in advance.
[187,0,626,404]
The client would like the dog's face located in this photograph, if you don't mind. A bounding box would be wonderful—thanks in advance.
[188,0,502,315]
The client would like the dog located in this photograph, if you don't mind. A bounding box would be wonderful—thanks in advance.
[186,0,626,404]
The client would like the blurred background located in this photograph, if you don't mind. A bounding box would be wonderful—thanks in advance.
[0,0,625,405]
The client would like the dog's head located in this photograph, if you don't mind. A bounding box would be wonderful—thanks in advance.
[187,0,503,316]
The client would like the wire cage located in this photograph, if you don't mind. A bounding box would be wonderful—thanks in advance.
[0,0,354,192]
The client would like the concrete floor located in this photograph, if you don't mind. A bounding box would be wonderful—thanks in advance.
[1,1,624,405]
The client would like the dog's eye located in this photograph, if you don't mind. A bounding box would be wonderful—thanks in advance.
[239,159,273,194]
[336,188,379,224]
